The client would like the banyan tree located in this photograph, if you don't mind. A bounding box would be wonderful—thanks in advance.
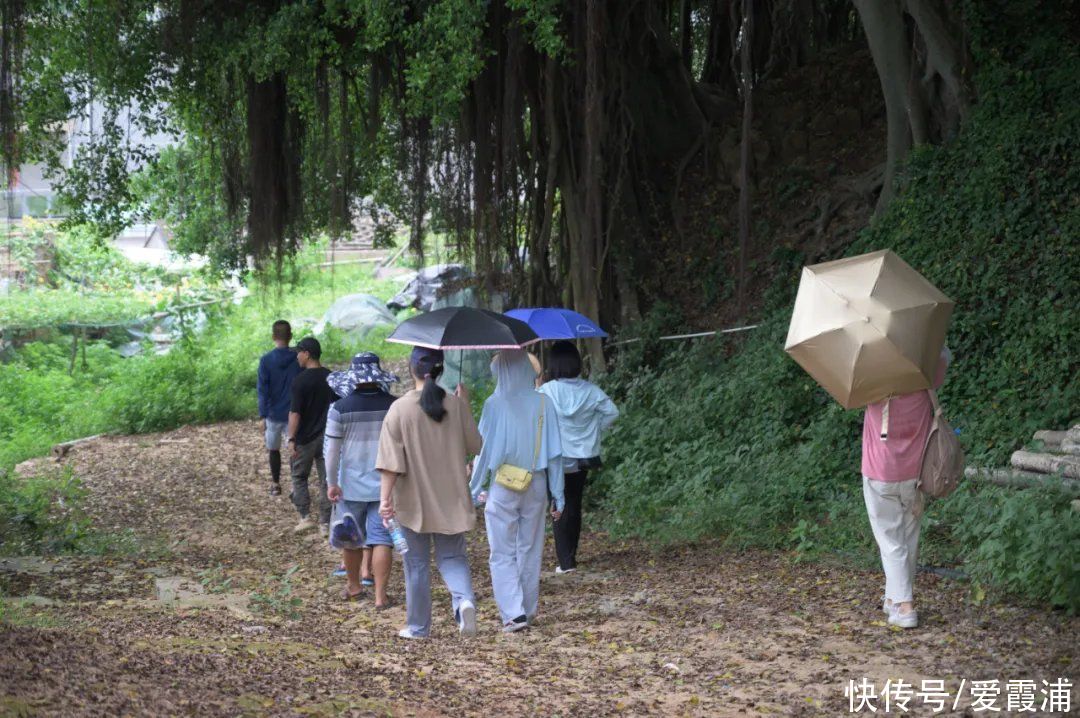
[3,0,975,365]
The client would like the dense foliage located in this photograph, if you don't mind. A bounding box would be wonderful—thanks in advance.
[597,7,1080,611]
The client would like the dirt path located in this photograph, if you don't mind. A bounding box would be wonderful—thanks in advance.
[1,421,1076,717]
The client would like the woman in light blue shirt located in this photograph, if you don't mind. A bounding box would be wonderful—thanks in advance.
[470,349,565,632]
[538,341,619,573]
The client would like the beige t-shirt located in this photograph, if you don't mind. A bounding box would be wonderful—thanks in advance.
[375,390,483,535]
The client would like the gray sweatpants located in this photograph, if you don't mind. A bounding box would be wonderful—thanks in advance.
[290,435,331,524]
[401,527,475,637]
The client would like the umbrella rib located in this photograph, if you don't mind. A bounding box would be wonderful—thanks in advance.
[814,271,878,331]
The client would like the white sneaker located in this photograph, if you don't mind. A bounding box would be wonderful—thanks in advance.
[882,598,893,616]
[318,523,330,538]
[888,606,919,629]
[398,627,423,640]
[293,516,317,534]
[555,566,576,574]
[503,615,529,633]
[457,599,477,637]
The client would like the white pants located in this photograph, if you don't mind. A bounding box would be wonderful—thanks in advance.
[862,477,922,603]
[485,475,548,624]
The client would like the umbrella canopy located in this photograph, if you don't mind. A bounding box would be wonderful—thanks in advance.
[505,307,609,340]
[387,306,540,350]
[784,249,954,409]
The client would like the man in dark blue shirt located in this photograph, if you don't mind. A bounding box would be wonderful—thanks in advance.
[257,320,300,496]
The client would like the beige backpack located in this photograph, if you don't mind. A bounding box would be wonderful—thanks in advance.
[916,389,965,498]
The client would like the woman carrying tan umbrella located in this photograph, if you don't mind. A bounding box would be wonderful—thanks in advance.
[785,250,957,630]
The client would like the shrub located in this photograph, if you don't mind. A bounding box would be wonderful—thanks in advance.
[0,468,92,554]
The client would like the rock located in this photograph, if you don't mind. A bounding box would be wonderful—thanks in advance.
[242,625,269,635]
[662,662,682,675]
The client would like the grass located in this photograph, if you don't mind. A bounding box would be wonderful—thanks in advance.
[0,261,411,472]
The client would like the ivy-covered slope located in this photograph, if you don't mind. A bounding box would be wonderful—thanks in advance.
[597,4,1079,610]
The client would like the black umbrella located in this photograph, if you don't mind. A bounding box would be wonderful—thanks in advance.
[386,307,540,350]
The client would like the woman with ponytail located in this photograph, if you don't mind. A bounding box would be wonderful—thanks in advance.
[376,347,484,639]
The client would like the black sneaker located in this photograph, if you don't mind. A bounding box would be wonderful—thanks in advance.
[269,481,281,496]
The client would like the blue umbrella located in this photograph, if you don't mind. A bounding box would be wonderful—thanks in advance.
[505,308,608,340]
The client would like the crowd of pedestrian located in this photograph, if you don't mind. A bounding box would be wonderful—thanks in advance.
[259,316,948,635]
[256,320,620,636]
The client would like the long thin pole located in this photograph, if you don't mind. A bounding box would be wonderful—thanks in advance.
[610,324,760,347]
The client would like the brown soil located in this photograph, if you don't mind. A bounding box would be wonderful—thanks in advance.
[1,422,1076,717]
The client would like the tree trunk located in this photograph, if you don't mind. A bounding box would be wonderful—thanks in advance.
[679,0,694,71]
[1010,451,1080,480]
[702,0,736,94]
[903,0,970,117]
[965,467,1080,495]
[853,0,913,214]
[737,0,753,307]
[577,0,607,373]
[52,434,105,460]
[246,72,301,261]
[1033,430,1066,450]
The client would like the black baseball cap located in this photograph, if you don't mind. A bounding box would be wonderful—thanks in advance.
[295,337,322,359]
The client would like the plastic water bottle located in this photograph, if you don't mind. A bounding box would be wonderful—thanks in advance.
[387,518,409,555]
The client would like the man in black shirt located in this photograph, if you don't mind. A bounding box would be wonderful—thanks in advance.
[287,337,335,535]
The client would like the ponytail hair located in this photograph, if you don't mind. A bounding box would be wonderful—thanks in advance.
[419,367,448,422]
[411,347,448,422]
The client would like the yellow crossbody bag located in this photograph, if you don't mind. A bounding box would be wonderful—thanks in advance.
[494,396,544,492]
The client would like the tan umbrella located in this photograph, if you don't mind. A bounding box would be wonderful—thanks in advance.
[784,249,953,409]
